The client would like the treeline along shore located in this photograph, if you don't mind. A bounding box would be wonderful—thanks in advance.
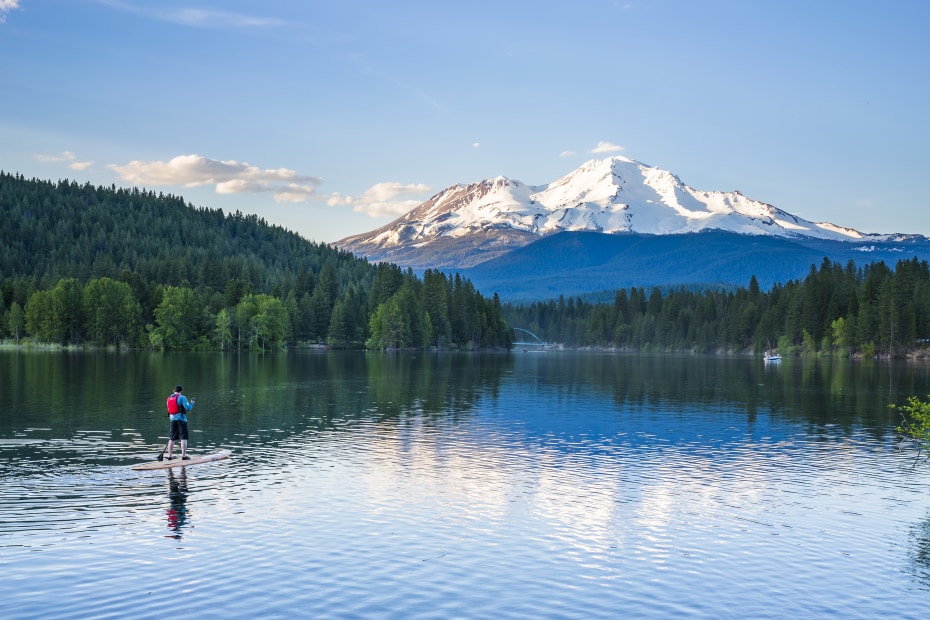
[2,172,928,356]
[503,257,930,358]
[0,173,512,351]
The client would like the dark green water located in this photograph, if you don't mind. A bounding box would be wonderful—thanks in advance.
[4,350,922,443]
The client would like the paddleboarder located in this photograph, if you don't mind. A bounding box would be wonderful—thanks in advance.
[166,385,195,460]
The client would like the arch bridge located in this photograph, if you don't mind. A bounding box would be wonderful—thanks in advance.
[512,327,546,348]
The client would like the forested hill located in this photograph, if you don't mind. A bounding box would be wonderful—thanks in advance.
[0,171,355,287]
[0,172,513,351]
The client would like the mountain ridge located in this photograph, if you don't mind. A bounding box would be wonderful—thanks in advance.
[335,156,930,300]
[337,156,924,272]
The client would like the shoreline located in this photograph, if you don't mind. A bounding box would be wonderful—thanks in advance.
[3,339,929,360]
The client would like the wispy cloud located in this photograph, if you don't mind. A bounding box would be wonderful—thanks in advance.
[36,150,95,171]
[328,182,432,218]
[97,0,285,29]
[108,154,321,203]
[36,151,76,163]
[0,0,21,23]
[560,150,576,158]
[591,141,625,154]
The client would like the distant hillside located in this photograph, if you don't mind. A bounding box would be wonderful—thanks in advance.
[460,231,930,301]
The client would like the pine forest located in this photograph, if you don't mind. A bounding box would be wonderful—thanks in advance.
[2,171,928,357]
[0,173,512,351]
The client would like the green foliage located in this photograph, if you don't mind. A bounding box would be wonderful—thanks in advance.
[213,308,233,350]
[7,301,24,341]
[84,277,143,347]
[151,285,202,350]
[367,296,407,349]
[0,172,510,351]
[24,289,56,343]
[250,294,289,350]
[831,317,848,357]
[893,396,930,463]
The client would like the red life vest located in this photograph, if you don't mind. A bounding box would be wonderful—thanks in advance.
[167,393,183,415]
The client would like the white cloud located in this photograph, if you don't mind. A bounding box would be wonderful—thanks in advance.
[472,142,480,148]
[560,150,576,158]
[107,154,321,203]
[97,0,284,29]
[328,182,432,218]
[37,151,78,163]
[591,141,625,154]
[0,0,20,23]
[36,150,94,170]
[168,8,284,28]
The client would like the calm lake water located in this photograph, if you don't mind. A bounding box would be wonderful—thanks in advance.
[2,349,930,619]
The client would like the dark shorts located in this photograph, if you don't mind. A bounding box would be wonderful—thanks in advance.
[169,419,189,441]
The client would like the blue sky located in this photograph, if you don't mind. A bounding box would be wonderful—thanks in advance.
[2,0,928,243]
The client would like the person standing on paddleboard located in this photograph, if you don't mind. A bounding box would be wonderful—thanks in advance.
[166,385,195,460]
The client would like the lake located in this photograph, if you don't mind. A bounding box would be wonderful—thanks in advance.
[2,349,930,619]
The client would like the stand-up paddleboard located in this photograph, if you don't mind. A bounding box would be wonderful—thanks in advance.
[131,450,232,471]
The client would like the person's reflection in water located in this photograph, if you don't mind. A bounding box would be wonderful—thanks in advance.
[165,469,190,539]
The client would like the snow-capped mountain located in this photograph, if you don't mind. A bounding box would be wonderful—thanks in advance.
[336,156,909,270]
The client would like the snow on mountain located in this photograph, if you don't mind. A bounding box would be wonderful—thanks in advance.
[336,156,906,269]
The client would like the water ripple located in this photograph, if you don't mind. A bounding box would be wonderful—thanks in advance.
[4,381,930,618]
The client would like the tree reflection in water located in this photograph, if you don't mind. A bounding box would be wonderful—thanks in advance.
[908,511,930,588]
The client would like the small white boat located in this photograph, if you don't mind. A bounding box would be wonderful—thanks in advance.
[764,353,782,362]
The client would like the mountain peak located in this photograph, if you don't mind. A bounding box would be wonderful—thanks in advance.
[336,156,909,270]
